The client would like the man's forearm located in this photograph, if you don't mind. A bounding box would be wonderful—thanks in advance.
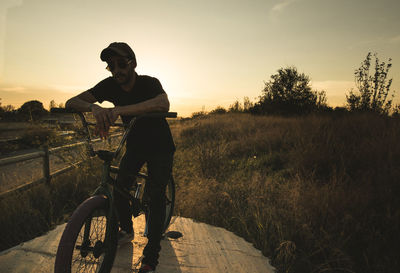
[115,94,170,116]
[66,97,95,112]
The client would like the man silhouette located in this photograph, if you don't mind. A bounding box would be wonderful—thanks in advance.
[66,42,175,273]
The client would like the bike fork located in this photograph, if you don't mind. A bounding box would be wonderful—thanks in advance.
[134,182,150,237]
[79,217,92,257]
[144,210,150,237]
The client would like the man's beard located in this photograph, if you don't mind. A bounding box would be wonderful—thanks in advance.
[114,73,131,85]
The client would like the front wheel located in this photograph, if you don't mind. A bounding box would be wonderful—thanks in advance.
[54,195,118,273]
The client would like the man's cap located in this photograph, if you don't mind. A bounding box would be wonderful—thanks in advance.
[100,42,136,63]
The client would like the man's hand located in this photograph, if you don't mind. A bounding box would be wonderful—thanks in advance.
[91,105,119,139]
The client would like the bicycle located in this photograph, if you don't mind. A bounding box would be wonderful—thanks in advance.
[51,108,177,273]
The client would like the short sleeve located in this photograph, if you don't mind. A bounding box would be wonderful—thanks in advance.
[87,77,115,103]
[148,77,166,98]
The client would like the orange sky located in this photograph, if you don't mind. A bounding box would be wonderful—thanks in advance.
[1,0,399,116]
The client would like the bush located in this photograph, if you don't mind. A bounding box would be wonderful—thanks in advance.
[346,52,395,114]
[0,125,67,155]
[20,126,57,147]
[252,67,328,115]
[191,110,207,119]
[18,100,48,121]
[209,106,227,115]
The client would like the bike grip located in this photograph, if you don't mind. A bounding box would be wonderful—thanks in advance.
[165,112,178,118]
[50,107,80,114]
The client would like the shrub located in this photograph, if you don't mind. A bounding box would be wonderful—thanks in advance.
[346,52,395,114]
[209,106,227,115]
[253,67,328,115]
[18,100,48,121]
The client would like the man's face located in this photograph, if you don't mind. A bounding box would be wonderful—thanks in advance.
[106,55,135,85]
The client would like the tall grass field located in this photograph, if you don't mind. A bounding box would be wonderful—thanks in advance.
[172,113,400,273]
[1,112,399,273]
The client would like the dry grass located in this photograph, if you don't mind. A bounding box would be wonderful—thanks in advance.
[171,113,400,273]
[0,159,102,251]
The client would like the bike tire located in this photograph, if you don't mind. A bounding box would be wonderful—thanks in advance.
[54,195,118,273]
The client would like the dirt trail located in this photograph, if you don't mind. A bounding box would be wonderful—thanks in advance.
[0,215,275,273]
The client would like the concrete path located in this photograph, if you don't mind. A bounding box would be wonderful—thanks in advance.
[0,216,275,273]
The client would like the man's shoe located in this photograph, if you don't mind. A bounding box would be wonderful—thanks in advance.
[138,264,155,273]
[118,230,134,245]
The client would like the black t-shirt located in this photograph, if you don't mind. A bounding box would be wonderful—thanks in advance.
[88,74,175,155]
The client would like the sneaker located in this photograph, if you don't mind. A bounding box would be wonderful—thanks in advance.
[138,264,155,273]
[118,229,134,245]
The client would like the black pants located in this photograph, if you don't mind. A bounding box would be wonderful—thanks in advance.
[115,151,174,268]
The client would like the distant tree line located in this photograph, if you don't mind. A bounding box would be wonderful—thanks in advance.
[2,52,398,120]
[0,99,63,122]
[193,52,397,118]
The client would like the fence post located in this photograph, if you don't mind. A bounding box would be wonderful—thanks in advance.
[43,145,50,184]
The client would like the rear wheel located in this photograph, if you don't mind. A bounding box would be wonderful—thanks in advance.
[54,195,118,273]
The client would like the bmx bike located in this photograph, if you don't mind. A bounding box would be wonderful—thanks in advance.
[51,108,177,273]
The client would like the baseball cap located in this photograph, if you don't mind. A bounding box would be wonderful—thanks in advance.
[100,42,136,65]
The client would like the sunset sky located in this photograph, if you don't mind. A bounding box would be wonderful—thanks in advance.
[0,0,399,117]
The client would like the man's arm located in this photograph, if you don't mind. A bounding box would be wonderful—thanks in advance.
[66,91,170,138]
[65,91,98,112]
[113,93,170,116]
[66,91,114,138]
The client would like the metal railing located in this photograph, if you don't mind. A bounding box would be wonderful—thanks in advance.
[0,133,122,200]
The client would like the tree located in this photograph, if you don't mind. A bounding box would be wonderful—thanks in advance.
[228,99,243,113]
[346,52,395,114]
[49,100,57,110]
[243,96,254,112]
[18,100,48,121]
[227,97,254,113]
[2,105,15,112]
[0,98,17,121]
[252,67,327,115]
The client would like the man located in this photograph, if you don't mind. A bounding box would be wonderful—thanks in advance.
[65,42,175,273]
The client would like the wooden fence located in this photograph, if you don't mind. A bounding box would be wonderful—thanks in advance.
[0,133,122,200]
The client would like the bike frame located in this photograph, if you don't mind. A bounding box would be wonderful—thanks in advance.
[51,108,177,251]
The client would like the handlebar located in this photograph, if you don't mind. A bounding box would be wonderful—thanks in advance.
[50,108,177,119]
[50,107,177,159]
[50,108,79,114]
